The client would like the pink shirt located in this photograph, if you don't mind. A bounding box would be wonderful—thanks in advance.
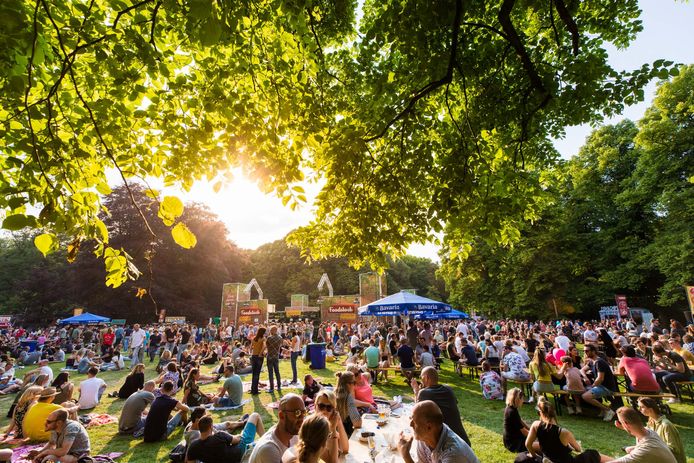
[353,377,375,406]
[618,356,659,392]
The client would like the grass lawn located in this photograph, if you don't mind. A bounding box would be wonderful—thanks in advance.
[1,357,692,462]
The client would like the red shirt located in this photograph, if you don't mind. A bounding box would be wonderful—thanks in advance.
[103,332,115,346]
[618,356,659,392]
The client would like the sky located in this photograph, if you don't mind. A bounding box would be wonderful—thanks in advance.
[164,0,694,261]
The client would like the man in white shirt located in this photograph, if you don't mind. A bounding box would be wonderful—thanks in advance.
[555,333,571,352]
[583,324,599,343]
[456,322,468,337]
[249,394,304,463]
[350,333,361,354]
[24,358,54,384]
[130,324,146,367]
[78,367,107,410]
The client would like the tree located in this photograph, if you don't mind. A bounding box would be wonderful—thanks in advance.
[0,0,676,283]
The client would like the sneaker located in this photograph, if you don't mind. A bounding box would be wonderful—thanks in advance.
[527,396,534,403]
[567,405,575,415]
[603,409,615,422]
[667,398,681,404]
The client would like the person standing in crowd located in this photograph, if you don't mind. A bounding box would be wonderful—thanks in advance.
[148,328,161,363]
[411,366,471,446]
[601,406,677,462]
[636,397,685,463]
[249,393,305,463]
[250,326,267,395]
[266,325,283,394]
[129,324,146,367]
[178,325,192,362]
[290,328,302,385]
[397,400,479,463]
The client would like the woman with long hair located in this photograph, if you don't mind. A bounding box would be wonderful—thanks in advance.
[312,390,349,454]
[282,414,338,463]
[182,368,213,407]
[530,349,556,402]
[503,388,532,453]
[52,372,74,404]
[1,385,42,440]
[155,361,181,396]
[250,326,267,395]
[484,336,501,367]
[637,397,685,463]
[346,366,377,412]
[335,371,362,436]
[525,397,600,463]
[598,328,617,364]
[6,374,48,419]
[114,363,146,399]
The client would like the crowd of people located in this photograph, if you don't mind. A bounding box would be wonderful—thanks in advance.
[0,315,689,462]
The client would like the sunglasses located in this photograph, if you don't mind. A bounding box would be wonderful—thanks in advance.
[282,408,308,418]
[317,403,334,412]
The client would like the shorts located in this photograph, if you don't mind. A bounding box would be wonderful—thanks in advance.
[237,421,257,454]
[533,381,556,393]
[589,385,613,399]
[217,397,239,407]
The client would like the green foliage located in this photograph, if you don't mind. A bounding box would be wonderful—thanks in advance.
[439,68,694,318]
[0,0,675,281]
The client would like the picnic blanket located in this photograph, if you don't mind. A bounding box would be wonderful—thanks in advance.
[204,399,251,411]
[11,445,123,462]
[242,381,270,392]
[265,401,280,410]
[60,367,79,372]
[80,413,119,428]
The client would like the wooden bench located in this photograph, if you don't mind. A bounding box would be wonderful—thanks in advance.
[367,366,421,381]
[542,389,676,416]
[505,378,533,400]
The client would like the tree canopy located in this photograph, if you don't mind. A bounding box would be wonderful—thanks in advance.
[439,67,694,319]
[0,0,679,283]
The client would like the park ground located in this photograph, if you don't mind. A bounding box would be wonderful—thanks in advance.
[0,356,692,462]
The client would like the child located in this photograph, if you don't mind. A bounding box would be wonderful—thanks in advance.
[558,356,585,414]
[325,343,335,362]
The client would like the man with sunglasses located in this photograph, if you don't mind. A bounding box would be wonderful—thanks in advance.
[249,393,305,463]
[27,409,90,463]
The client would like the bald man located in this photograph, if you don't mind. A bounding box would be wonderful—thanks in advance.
[399,401,479,463]
[411,366,470,446]
[249,393,305,463]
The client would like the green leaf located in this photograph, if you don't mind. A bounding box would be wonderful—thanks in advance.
[94,218,109,243]
[2,214,34,230]
[158,196,184,226]
[34,233,59,257]
[171,222,197,249]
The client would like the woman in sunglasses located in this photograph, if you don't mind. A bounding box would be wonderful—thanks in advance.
[313,390,349,454]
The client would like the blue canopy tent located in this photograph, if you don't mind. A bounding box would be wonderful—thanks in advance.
[358,290,452,316]
[58,312,111,325]
[413,309,469,320]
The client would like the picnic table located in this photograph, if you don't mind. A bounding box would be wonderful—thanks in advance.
[341,404,417,463]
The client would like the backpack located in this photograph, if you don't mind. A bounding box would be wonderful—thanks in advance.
[169,440,187,462]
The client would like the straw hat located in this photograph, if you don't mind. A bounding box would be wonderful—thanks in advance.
[39,387,58,399]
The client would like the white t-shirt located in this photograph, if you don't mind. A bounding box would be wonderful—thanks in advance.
[583,330,598,343]
[78,377,106,409]
[350,334,360,349]
[555,335,570,352]
[112,354,125,370]
[40,365,54,384]
[249,425,298,463]
[130,329,146,349]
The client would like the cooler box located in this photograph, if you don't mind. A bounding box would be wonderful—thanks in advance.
[21,340,39,352]
[308,343,326,369]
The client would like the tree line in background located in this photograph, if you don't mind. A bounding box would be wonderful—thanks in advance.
[439,67,693,320]
[0,183,444,323]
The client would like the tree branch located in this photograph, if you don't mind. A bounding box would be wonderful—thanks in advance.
[365,0,462,143]
[149,0,162,52]
[552,0,580,55]
[112,0,154,29]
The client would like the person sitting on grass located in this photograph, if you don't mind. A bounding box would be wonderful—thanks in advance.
[397,400,479,463]
[77,367,107,410]
[142,380,190,442]
[184,407,264,447]
[503,388,532,454]
[0,385,42,441]
[157,349,173,374]
[182,368,214,407]
[186,413,263,463]
[118,380,156,435]
[281,414,339,463]
[111,363,146,399]
[302,374,322,406]
[52,372,75,404]
[214,364,244,408]
[26,409,91,463]
[600,406,677,463]
[23,387,64,442]
[77,351,101,374]
[636,397,685,463]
